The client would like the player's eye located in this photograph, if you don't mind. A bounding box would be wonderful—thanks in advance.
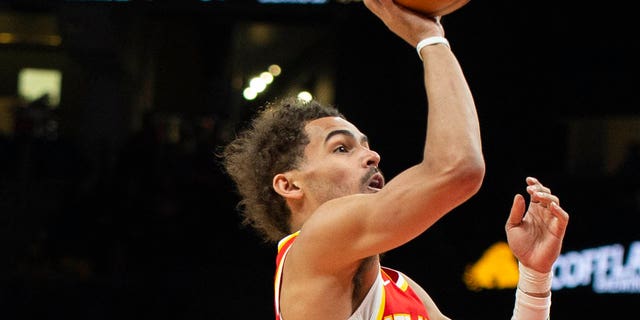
[334,145,348,153]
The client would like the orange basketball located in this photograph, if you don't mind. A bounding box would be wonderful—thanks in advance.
[395,0,470,17]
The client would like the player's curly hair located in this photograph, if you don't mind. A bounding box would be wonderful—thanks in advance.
[222,97,344,243]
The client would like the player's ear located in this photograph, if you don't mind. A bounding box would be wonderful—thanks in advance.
[273,173,303,200]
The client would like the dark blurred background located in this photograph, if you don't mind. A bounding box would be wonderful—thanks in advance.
[0,0,638,319]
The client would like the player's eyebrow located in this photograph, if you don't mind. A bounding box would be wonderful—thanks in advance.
[324,129,368,145]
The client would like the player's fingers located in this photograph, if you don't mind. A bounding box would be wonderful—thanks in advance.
[506,194,526,228]
[526,177,551,194]
[531,191,560,208]
[549,202,570,234]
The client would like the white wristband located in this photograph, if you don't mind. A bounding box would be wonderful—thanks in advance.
[511,287,551,320]
[416,36,450,60]
[518,262,552,294]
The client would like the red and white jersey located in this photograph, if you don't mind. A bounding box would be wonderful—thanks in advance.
[274,232,430,320]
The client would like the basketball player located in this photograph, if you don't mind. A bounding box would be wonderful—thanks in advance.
[222,0,569,319]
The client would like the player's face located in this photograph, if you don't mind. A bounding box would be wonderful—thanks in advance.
[297,116,385,204]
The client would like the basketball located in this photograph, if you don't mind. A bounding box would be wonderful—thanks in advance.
[395,0,470,17]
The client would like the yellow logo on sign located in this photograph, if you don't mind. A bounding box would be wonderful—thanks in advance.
[463,241,519,291]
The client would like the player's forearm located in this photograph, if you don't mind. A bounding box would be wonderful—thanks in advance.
[420,43,484,181]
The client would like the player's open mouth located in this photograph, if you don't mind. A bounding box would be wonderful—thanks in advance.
[367,173,384,192]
